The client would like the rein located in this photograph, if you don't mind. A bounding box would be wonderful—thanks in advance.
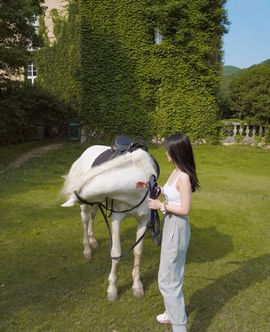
[74,189,149,215]
[74,174,161,260]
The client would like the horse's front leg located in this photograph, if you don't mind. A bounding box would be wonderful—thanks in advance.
[88,205,98,249]
[132,217,147,298]
[80,204,92,260]
[107,213,122,301]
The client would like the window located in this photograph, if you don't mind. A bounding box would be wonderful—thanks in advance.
[154,28,163,45]
[27,39,34,52]
[27,63,37,85]
[27,16,39,51]
[33,16,39,30]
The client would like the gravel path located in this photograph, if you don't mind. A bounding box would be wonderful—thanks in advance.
[0,143,64,174]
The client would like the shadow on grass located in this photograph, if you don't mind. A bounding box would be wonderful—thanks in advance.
[116,220,233,297]
[187,254,270,332]
[0,236,113,324]
[187,224,234,264]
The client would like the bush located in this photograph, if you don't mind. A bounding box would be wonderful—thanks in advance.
[0,82,74,145]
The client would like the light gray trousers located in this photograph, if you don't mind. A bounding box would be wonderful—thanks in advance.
[158,214,191,332]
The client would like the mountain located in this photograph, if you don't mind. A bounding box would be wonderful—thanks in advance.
[262,58,270,65]
[223,65,242,76]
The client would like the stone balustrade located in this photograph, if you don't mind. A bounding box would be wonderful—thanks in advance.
[221,121,269,147]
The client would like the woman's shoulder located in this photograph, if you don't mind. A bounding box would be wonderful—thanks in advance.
[176,172,191,188]
[178,171,189,180]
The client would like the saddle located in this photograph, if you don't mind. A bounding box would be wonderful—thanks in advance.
[92,135,160,177]
[113,135,134,152]
[92,135,146,165]
[92,135,130,167]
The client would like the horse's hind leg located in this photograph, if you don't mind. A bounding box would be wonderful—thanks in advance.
[107,214,122,301]
[80,204,92,260]
[88,205,98,249]
[132,218,147,298]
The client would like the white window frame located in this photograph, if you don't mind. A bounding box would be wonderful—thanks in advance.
[154,28,163,45]
[27,63,37,85]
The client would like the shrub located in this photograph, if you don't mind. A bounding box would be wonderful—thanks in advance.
[0,82,73,145]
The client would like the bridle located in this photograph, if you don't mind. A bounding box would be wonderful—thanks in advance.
[74,174,161,260]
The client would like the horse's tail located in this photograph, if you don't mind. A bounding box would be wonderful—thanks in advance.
[61,159,82,197]
[61,194,77,207]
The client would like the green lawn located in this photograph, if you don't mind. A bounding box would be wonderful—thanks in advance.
[0,141,46,171]
[0,143,269,332]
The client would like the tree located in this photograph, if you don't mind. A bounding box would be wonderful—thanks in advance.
[217,66,241,119]
[0,0,44,83]
[230,63,270,124]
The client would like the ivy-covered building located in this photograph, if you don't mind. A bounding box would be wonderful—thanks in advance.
[37,0,228,140]
[35,0,80,109]
[80,0,227,140]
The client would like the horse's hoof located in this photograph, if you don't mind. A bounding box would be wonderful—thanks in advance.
[83,250,92,260]
[107,290,118,301]
[90,238,98,249]
[132,287,144,298]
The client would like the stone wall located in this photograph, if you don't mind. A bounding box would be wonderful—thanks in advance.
[44,0,67,42]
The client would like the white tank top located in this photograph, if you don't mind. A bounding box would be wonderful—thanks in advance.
[163,172,183,205]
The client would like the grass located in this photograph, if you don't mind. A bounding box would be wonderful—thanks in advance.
[0,142,269,332]
[0,141,45,171]
[0,139,64,171]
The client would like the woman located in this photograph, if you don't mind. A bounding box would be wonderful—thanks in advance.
[148,133,199,332]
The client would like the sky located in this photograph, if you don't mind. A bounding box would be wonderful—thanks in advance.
[223,0,270,69]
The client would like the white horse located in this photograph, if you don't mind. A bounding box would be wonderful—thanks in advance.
[61,145,158,301]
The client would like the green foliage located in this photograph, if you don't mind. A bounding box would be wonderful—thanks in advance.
[217,66,242,118]
[35,0,81,110]
[230,63,270,124]
[0,82,72,145]
[80,0,228,140]
[223,65,241,76]
[37,15,50,46]
[262,58,270,65]
[0,0,44,83]
[153,64,219,140]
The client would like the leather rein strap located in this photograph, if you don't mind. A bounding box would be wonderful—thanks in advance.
[74,189,149,215]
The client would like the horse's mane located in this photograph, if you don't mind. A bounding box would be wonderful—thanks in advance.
[62,148,156,197]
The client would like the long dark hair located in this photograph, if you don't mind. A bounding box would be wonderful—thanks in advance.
[165,133,199,192]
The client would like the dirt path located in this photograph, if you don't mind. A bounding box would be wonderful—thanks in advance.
[0,143,64,174]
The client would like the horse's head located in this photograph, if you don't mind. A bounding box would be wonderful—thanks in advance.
[61,147,158,207]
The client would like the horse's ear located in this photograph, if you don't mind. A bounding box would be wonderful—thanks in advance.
[61,197,77,207]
